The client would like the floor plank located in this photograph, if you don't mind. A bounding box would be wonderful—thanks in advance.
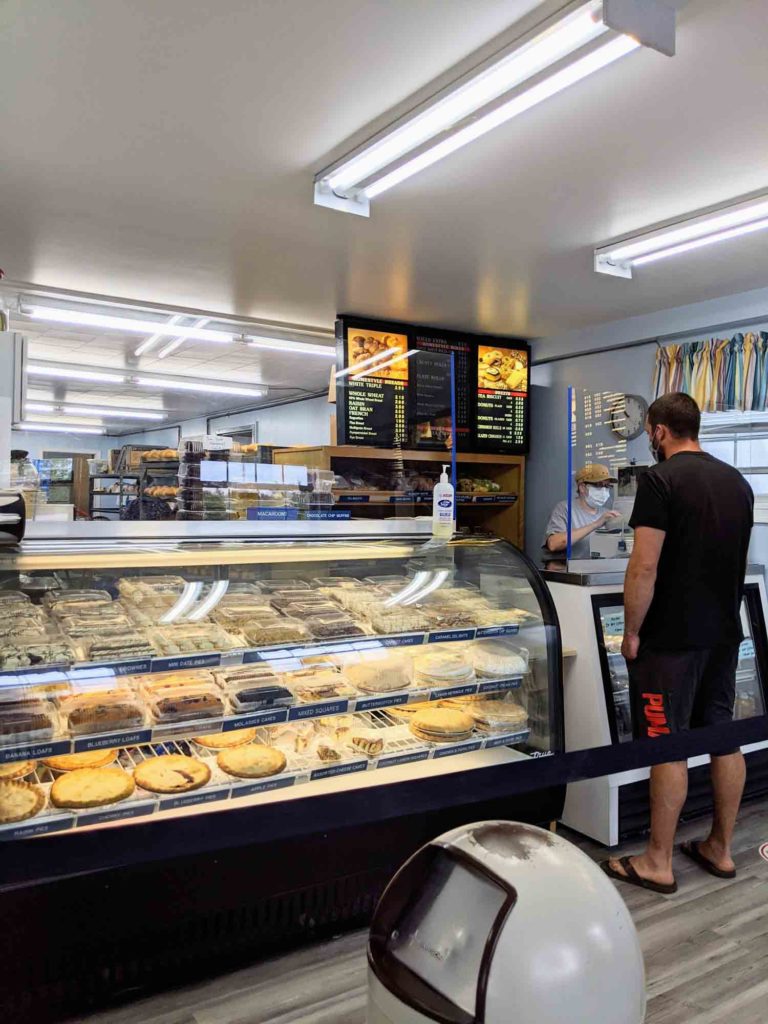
[69,800,768,1024]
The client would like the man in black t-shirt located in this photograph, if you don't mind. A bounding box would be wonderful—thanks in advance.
[603,393,753,895]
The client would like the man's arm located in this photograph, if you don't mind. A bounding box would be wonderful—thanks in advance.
[622,526,666,660]
[546,510,621,552]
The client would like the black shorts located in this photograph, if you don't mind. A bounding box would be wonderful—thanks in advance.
[628,644,739,754]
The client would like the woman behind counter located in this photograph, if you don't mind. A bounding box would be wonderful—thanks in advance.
[542,463,620,568]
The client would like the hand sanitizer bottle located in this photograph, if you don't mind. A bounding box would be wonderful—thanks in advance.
[432,464,455,540]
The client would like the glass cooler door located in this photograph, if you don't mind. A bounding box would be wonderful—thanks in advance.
[592,585,768,743]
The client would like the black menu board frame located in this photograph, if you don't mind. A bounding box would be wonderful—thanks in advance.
[335,315,530,455]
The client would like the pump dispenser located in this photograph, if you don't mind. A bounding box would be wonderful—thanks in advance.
[432,464,455,540]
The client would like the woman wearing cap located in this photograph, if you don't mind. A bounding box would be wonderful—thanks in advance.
[542,463,620,567]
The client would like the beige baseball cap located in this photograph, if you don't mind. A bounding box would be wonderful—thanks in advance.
[575,463,617,484]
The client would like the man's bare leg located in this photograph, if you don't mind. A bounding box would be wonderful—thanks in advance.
[696,751,745,873]
[609,760,688,885]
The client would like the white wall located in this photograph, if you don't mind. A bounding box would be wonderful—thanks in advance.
[208,396,331,446]
[10,429,109,460]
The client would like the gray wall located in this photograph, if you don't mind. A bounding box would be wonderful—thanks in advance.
[526,343,656,562]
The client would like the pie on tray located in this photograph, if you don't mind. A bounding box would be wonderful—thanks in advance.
[193,728,257,750]
[217,744,287,779]
[50,767,135,808]
[0,780,45,823]
[134,754,211,794]
[42,749,118,772]
[409,708,474,744]
[0,759,36,780]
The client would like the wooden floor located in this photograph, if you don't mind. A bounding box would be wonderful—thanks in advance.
[70,801,768,1024]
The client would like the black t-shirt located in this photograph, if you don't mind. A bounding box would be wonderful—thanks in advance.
[629,451,753,649]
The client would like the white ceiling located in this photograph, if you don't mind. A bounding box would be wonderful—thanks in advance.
[2,0,767,341]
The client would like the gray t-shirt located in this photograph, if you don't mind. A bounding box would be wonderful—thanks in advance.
[542,499,602,561]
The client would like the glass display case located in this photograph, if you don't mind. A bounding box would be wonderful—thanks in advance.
[593,586,768,744]
[0,521,562,843]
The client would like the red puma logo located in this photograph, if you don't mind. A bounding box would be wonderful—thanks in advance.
[642,692,670,737]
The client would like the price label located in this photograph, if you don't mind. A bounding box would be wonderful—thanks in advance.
[310,760,368,781]
[74,729,151,753]
[230,775,296,798]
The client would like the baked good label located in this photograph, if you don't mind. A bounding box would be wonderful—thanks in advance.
[230,775,296,798]
[476,625,520,638]
[288,699,349,721]
[427,629,476,644]
[353,692,409,713]
[223,709,288,731]
[73,729,151,753]
[478,678,522,693]
[433,740,483,758]
[0,740,69,764]
[485,731,530,749]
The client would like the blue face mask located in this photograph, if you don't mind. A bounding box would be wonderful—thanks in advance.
[586,485,611,508]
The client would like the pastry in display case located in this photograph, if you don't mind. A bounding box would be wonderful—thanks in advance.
[0,521,561,842]
[0,520,564,1023]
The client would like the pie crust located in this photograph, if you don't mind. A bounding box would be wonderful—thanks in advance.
[134,754,211,794]
[42,750,117,772]
[217,744,286,779]
[0,759,36,780]
[50,767,135,808]
[193,728,257,750]
[0,780,44,823]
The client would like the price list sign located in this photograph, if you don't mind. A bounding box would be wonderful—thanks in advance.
[475,344,529,452]
[336,316,530,454]
[411,332,471,450]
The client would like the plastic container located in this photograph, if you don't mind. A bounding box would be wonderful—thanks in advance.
[211,605,278,630]
[363,576,410,588]
[305,614,367,640]
[148,624,243,655]
[270,590,329,611]
[117,576,187,600]
[60,689,147,734]
[146,683,226,723]
[258,579,310,593]
[221,667,294,711]
[470,641,530,678]
[419,606,477,630]
[77,633,156,663]
[59,614,134,639]
[0,699,58,746]
[0,591,31,607]
[43,589,113,611]
[367,607,430,635]
[281,600,339,618]
[287,669,355,703]
[344,657,411,694]
[239,618,310,647]
[0,637,76,671]
[136,670,218,694]
[311,577,364,592]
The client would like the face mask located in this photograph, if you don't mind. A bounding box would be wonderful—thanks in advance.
[586,485,610,507]
[649,429,666,463]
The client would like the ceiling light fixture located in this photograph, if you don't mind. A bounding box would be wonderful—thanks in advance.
[25,401,166,421]
[135,377,266,399]
[246,335,337,358]
[314,0,674,215]
[25,306,235,343]
[595,190,768,277]
[135,314,186,357]
[15,421,106,435]
[25,413,104,427]
[157,318,211,359]
[25,363,126,384]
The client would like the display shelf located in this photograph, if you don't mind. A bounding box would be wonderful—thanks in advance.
[0,714,532,841]
[332,491,519,507]
[0,671,525,763]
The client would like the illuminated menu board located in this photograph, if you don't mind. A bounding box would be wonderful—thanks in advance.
[335,316,529,454]
[474,344,529,452]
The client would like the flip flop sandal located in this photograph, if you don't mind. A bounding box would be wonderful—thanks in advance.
[680,840,736,879]
[601,856,678,894]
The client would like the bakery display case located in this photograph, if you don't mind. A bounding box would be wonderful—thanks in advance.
[0,520,563,1021]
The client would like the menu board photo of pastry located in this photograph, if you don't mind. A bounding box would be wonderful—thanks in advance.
[346,328,409,382]
[477,345,528,394]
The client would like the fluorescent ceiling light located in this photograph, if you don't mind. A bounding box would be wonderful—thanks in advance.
[25,413,104,427]
[25,401,166,421]
[157,318,210,359]
[135,376,266,398]
[187,581,230,622]
[25,306,235,343]
[135,314,185,357]
[246,335,336,357]
[15,421,106,435]
[160,582,203,625]
[314,0,670,214]
[595,191,768,277]
[25,363,126,384]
